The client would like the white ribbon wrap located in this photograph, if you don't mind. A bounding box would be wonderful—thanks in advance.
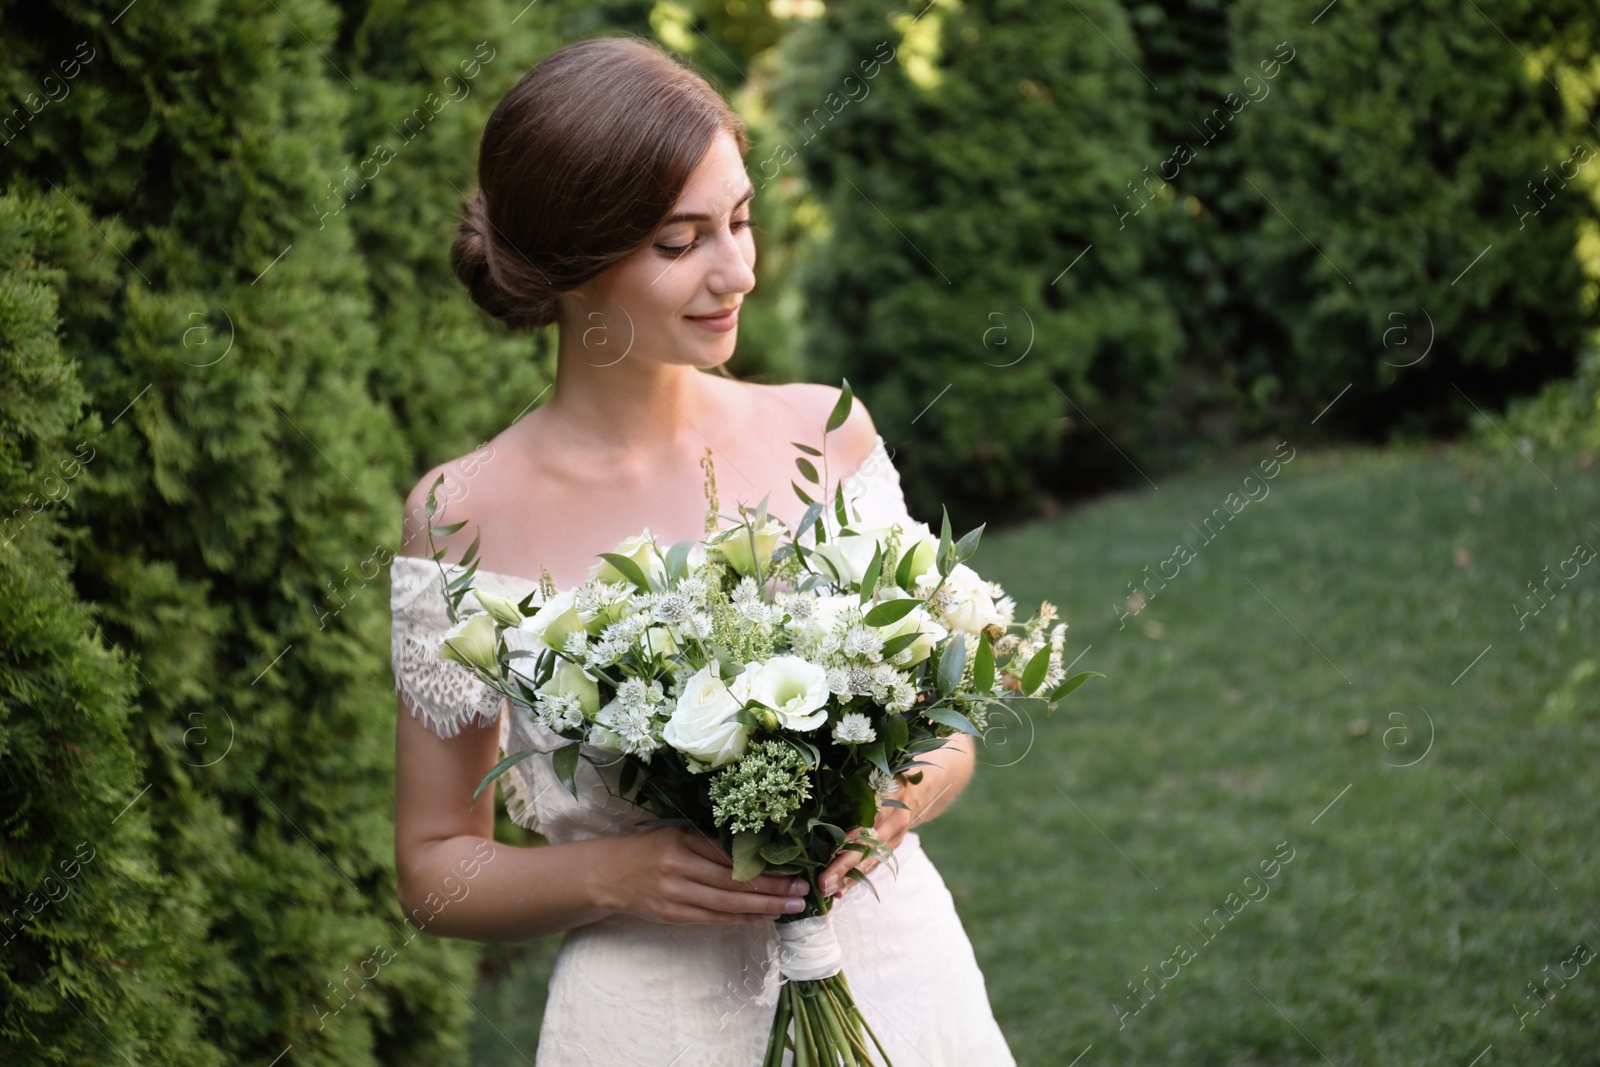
[776,913,844,981]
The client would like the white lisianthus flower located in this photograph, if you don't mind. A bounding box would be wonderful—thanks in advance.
[438,612,498,672]
[916,562,1010,637]
[538,659,601,719]
[470,587,525,627]
[896,522,941,586]
[707,514,787,578]
[832,712,876,745]
[663,665,751,771]
[732,655,831,731]
[645,625,679,657]
[515,588,585,653]
[587,723,627,753]
[587,528,665,587]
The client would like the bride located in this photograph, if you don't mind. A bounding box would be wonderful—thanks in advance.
[391,34,1017,1066]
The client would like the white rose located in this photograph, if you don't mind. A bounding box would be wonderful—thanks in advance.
[810,524,894,588]
[917,562,1009,637]
[663,665,750,770]
[732,655,831,732]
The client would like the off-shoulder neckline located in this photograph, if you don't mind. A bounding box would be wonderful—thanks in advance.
[393,433,888,591]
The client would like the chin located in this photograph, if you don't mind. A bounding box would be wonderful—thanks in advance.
[674,339,738,370]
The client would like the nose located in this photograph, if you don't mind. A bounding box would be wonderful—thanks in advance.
[706,228,756,298]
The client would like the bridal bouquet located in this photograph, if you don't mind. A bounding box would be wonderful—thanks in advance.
[422,388,1097,1066]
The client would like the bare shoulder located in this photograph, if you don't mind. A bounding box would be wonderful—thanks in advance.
[397,439,504,561]
[761,381,879,470]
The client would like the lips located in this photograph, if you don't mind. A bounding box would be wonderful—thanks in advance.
[686,306,739,332]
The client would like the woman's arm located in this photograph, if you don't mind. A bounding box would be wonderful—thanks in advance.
[394,695,813,941]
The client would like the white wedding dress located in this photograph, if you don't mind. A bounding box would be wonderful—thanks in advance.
[390,434,1017,1066]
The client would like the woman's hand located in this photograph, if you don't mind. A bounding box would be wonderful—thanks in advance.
[816,781,916,901]
[592,826,811,925]
[815,733,979,900]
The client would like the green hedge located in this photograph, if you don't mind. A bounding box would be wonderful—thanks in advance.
[0,1,588,1061]
[759,0,1183,526]
[1,187,217,1065]
[755,0,1598,518]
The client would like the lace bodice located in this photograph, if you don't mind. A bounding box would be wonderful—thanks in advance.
[389,433,914,843]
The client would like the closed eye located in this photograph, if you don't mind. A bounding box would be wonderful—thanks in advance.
[656,218,757,258]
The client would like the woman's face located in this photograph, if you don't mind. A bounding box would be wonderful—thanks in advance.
[561,128,757,370]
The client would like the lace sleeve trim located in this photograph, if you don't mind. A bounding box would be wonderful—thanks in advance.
[390,555,505,739]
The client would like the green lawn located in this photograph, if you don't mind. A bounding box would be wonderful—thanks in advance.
[468,438,1600,1066]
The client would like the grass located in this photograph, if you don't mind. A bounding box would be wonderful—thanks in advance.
[467,437,1600,1066]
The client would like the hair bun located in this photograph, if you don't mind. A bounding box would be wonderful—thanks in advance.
[451,193,560,331]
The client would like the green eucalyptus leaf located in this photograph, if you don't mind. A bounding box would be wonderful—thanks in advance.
[844,867,881,902]
[863,598,920,626]
[974,630,995,694]
[879,630,923,659]
[759,841,804,865]
[936,632,967,696]
[552,741,582,799]
[953,523,984,561]
[1022,645,1053,695]
[597,551,653,593]
[858,541,885,604]
[471,748,538,810]
[884,712,909,751]
[732,829,769,882]
[922,704,980,735]
[825,379,854,432]
[1048,670,1103,704]
[860,739,891,777]
[894,544,919,590]
[665,539,697,581]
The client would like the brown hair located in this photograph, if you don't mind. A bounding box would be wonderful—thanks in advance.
[451,35,751,335]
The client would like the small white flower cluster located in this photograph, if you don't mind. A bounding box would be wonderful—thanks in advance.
[831,711,876,745]
[533,690,587,734]
[585,613,642,669]
[731,575,784,627]
[825,662,917,714]
[594,676,669,758]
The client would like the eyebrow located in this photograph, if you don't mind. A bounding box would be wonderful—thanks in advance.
[658,184,755,226]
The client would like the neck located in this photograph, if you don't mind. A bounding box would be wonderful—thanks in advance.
[536,329,721,456]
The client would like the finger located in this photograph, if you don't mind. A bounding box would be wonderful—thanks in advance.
[820,852,863,897]
[685,854,806,899]
[680,881,807,917]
